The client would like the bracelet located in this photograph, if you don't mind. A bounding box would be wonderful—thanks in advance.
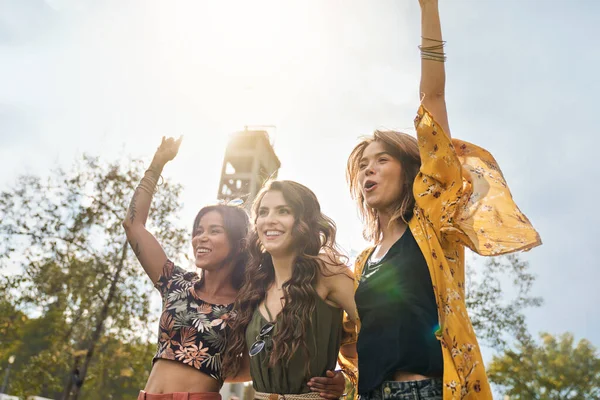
[145,168,164,187]
[145,167,162,178]
[419,37,446,62]
[138,174,160,195]
[137,184,153,196]
[421,53,447,62]
[419,44,445,51]
[335,369,350,398]
[421,36,445,43]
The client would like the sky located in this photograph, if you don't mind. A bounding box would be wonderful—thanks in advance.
[1,0,599,361]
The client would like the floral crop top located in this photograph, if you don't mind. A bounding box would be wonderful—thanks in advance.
[153,260,235,381]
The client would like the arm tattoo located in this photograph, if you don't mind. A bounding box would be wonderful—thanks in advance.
[128,239,142,258]
[134,242,141,257]
[128,189,139,224]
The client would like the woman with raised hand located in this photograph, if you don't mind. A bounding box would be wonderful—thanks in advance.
[123,139,346,400]
[223,180,359,400]
[342,1,542,399]
[123,136,248,400]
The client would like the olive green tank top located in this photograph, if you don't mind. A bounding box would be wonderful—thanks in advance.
[246,294,343,394]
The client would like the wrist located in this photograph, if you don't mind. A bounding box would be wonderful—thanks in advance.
[335,370,349,396]
[149,157,166,172]
[420,1,439,11]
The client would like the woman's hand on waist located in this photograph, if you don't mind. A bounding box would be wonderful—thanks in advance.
[307,370,346,399]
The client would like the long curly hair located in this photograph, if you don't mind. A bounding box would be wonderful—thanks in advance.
[192,204,250,290]
[222,180,344,378]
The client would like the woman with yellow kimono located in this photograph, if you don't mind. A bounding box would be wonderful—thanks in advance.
[332,0,542,399]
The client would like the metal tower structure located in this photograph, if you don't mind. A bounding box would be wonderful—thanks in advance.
[217,128,280,209]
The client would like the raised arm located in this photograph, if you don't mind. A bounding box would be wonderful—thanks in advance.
[419,0,450,137]
[122,136,182,283]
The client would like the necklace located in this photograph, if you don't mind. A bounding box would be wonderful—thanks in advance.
[363,246,389,279]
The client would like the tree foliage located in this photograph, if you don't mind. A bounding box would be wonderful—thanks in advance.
[1,309,155,400]
[0,155,188,399]
[466,253,543,351]
[488,332,600,399]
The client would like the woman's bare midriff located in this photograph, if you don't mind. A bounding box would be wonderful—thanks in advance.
[392,371,430,382]
[144,359,221,393]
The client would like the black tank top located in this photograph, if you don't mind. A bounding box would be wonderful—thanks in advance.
[355,229,443,394]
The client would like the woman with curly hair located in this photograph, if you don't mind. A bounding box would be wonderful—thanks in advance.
[223,180,358,400]
[123,139,345,400]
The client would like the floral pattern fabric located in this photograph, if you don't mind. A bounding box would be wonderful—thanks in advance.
[340,105,542,400]
[153,260,235,381]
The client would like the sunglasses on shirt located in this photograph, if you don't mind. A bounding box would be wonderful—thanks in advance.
[248,322,275,357]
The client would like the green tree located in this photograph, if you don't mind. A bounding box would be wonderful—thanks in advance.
[0,286,28,361]
[466,254,543,351]
[0,299,156,399]
[0,155,188,399]
[488,332,600,399]
[78,336,156,400]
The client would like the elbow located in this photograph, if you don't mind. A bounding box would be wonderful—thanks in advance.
[420,88,446,102]
[123,218,146,238]
[122,218,132,231]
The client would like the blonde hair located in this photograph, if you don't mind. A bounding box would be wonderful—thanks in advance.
[346,130,421,243]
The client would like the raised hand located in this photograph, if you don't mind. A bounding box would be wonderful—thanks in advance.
[153,136,183,166]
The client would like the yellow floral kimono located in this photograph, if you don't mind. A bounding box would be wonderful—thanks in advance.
[339,105,542,399]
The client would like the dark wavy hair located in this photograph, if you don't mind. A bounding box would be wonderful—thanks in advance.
[346,130,421,243]
[222,180,345,378]
[192,204,250,290]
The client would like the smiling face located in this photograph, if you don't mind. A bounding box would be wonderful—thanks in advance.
[255,190,296,258]
[358,140,404,212]
[191,210,232,271]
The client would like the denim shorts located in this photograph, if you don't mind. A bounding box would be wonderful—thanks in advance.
[358,378,443,400]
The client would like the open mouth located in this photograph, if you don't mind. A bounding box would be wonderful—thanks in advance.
[364,181,377,192]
